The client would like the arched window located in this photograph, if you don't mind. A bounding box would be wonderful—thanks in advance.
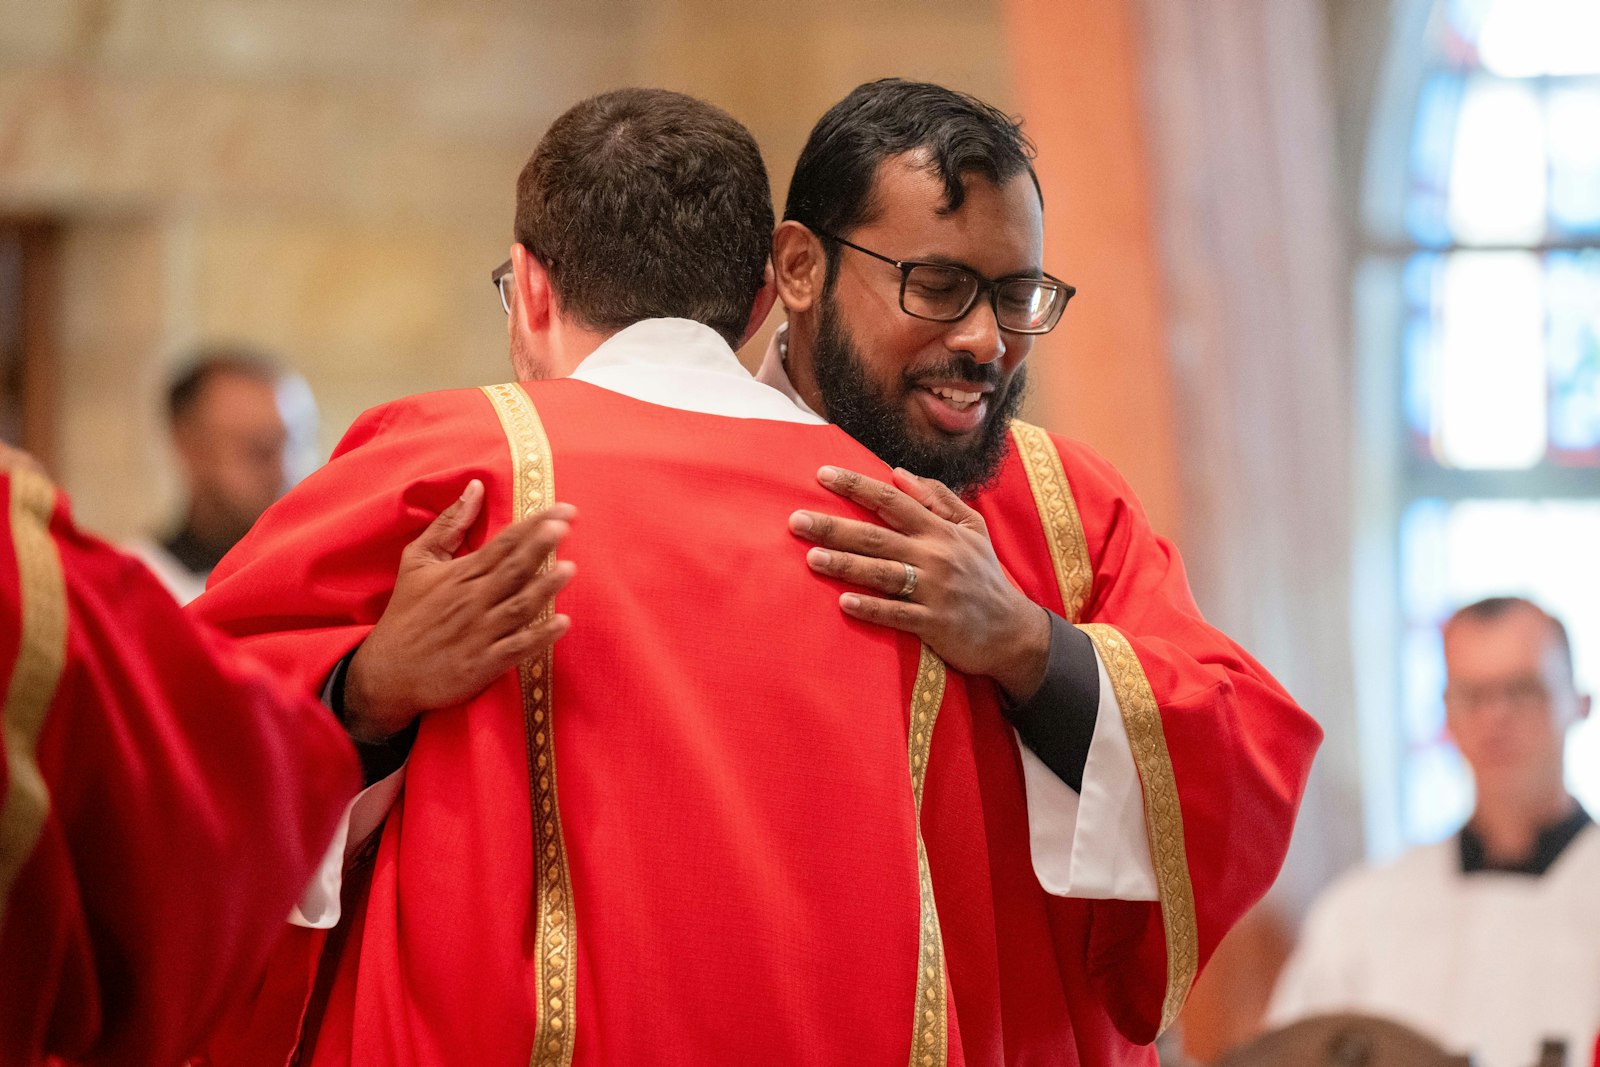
[1359,0,1600,853]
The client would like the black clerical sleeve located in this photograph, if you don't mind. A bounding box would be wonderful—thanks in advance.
[1002,610,1100,793]
[327,650,418,787]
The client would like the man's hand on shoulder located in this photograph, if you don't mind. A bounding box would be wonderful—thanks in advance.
[788,465,1050,702]
[342,480,577,743]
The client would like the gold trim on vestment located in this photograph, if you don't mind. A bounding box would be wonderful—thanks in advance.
[1079,623,1198,1035]
[1009,420,1198,1035]
[906,644,948,1067]
[481,383,575,1067]
[0,467,68,929]
[1008,421,1092,623]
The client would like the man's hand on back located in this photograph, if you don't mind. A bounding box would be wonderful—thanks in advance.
[788,465,1051,703]
[342,480,577,743]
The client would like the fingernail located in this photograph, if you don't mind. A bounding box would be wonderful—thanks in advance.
[807,548,830,567]
[789,511,813,533]
[841,594,861,610]
[818,466,838,484]
[894,467,914,479]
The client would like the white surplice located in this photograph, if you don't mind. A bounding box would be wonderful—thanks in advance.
[1267,823,1600,1067]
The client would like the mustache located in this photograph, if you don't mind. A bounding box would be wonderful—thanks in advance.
[904,356,1003,390]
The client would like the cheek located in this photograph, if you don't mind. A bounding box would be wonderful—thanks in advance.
[840,310,923,388]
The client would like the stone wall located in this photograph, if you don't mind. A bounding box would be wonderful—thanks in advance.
[0,0,1008,537]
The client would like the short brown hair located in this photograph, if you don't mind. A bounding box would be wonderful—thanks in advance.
[167,346,281,426]
[514,89,773,347]
[1445,596,1575,677]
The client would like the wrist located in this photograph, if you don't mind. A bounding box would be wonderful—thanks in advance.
[344,642,420,744]
[992,599,1052,703]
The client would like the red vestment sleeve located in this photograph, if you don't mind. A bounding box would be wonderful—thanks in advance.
[194,392,511,697]
[0,467,359,1067]
[1059,437,1322,1043]
[969,427,1320,1054]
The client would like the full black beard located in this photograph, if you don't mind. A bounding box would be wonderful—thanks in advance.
[811,294,1027,497]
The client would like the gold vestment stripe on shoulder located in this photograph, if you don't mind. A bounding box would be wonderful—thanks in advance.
[481,384,575,1067]
[1079,623,1198,1035]
[0,467,68,928]
[1008,421,1092,623]
[907,643,948,1067]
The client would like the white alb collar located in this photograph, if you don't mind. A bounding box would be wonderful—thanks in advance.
[566,317,822,425]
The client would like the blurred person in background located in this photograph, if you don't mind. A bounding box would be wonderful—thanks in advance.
[128,347,317,603]
[0,440,357,1067]
[1268,596,1597,1067]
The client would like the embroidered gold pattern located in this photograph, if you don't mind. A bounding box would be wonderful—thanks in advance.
[1010,421,1198,1035]
[0,467,68,927]
[906,644,948,1067]
[1079,623,1199,1034]
[481,384,575,1067]
[1008,421,1092,622]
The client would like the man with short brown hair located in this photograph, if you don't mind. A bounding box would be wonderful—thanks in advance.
[1269,596,1597,1067]
[199,88,1017,1067]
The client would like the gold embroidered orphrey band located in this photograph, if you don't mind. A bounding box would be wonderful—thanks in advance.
[906,644,949,1067]
[482,383,576,1067]
[1008,420,1199,1035]
[1008,421,1092,623]
[0,466,68,930]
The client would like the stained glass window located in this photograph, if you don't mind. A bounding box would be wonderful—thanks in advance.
[1364,0,1600,854]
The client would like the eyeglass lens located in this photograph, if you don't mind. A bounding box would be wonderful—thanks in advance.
[902,264,1064,332]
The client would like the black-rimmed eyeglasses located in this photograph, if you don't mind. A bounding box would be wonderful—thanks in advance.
[814,230,1074,335]
[491,259,514,315]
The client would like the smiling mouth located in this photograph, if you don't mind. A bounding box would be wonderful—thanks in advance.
[928,383,985,409]
[922,384,985,410]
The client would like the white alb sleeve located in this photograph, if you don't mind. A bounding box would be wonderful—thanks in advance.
[1020,648,1159,900]
[289,766,407,928]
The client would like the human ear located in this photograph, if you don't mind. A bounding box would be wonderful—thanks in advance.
[509,243,552,337]
[737,260,779,349]
[771,221,827,314]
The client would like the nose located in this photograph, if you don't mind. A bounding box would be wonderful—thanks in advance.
[945,293,1007,365]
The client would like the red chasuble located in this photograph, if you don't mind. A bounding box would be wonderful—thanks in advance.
[0,467,359,1067]
[196,381,970,1067]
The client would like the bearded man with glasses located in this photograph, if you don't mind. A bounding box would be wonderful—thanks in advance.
[754,79,1321,1062]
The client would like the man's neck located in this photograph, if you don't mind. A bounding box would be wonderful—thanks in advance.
[166,504,243,575]
[1469,790,1580,866]
[512,315,615,381]
[774,319,828,418]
